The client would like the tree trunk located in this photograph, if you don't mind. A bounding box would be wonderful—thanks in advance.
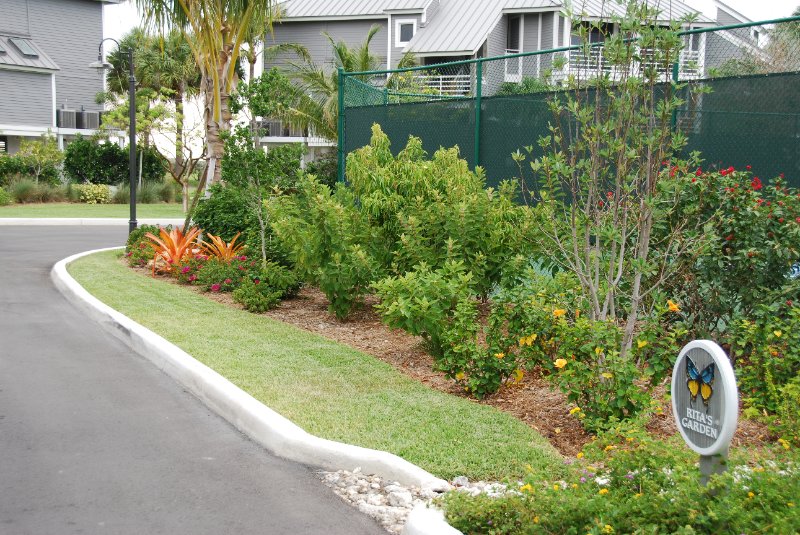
[249,55,259,149]
[174,87,188,212]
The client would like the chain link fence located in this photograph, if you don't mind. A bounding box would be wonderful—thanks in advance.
[340,16,800,188]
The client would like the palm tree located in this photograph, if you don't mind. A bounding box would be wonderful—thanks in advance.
[135,0,276,187]
[265,25,415,141]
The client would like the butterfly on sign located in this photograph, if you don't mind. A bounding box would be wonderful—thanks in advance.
[686,357,715,408]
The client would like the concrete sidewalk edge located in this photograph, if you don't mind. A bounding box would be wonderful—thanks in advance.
[0,218,185,226]
[51,248,459,515]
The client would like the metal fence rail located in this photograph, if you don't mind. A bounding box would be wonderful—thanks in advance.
[339,16,800,188]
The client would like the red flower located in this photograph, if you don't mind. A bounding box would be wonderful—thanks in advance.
[696,168,702,176]
[598,200,605,208]
[751,177,763,191]
[746,165,752,170]
[796,217,800,224]
[188,274,197,282]
[779,218,785,223]
[606,191,614,199]
[780,173,785,178]
[211,284,221,292]
[254,279,260,285]
[727,166,735,173]
[720,169,728,176]
[725,234,734,241]
[788,300,794,307]
[692,178,697,183]
[224,278,232,284]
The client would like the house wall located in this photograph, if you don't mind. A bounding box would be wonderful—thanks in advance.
[389,13,422,68]
[715,7,754,43]
[0,0,30,33]
[0,70,53,126]
[521,13,542,79]
[704,31,748,74]
[539,12,557,78]
[483,16,508,95]
[264,19,390,71]
[27,0,105,114]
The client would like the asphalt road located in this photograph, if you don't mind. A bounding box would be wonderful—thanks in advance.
[0,226,384,535]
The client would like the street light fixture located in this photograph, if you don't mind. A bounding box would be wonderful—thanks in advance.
[90,38,137,234]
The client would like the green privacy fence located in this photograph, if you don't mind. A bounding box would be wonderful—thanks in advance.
[339,16,800,188]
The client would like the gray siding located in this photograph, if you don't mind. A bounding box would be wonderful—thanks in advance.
[265,19,389,71]
[483,17,507,95]
[520,13,541,78]
[0,70,53,126]
[0,0,30,34]
[390,14,421,68]
[704,32,747,75]
[27,0,104,114]
[715,7,754,43]
[539,12,556,77]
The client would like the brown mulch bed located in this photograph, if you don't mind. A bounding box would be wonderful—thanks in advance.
[130,261,773,457]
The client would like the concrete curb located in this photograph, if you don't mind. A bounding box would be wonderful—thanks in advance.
[52,247,452,499]
[0,218,185,226]
[403,504,463,535]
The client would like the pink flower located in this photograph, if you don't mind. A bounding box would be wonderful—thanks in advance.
[254,279,260,285]
[181,266,191,274]
[188,274,197,282]
[746,165,752,170]
[211,284,221,292]
[224,278,232,284]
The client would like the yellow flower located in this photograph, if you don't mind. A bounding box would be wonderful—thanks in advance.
[553,483,560,491]
[576,452,584,459]
[626,437,634,442]
[513,369,525,383]
[748,492,755,498]
[455,371,465,381]
[533,516,540,524]
[572,483,579,489]
[637,339,648,349]
[595,347,603,355]
[525,464,533,472]
[554,427,562,434]
[569,407,582,415]
[494,352,505,360]
[604,445,616,452]
[603,525,614,534]
[553,308,567,318]
[599,488,609,495]
[601,372,614,379]
[554,358,568,369]
[667,299,680,312]
[774,330,783,338]
[575,309,581,318]
[635,493,643,498]
[788,502,795,508]
[778,438,791,450]
[520,483,534,493]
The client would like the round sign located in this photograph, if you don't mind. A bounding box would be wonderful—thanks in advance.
[670,340,738,456]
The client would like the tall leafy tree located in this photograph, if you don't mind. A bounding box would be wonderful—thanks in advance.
[135,0,276,189]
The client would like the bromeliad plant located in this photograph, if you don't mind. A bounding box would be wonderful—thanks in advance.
[201,232,246,262]
[145,225,201,275]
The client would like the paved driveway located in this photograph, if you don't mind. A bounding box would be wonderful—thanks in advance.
[0,226,384,535]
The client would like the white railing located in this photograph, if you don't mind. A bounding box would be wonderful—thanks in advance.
[413,74,472,96]
[505,48,522,82]
[562,45,705,81]
[257,119,334,146]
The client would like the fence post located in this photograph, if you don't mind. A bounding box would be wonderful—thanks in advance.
[670,59,680,132]
[474,61,483,169]
[337,67,346,183]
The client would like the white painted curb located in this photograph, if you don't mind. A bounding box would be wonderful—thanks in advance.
[403,504,463,535]
[51,247,451,495]
[0,218,185,226]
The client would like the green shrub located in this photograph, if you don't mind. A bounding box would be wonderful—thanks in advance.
[137,182,160,204]
[194,257,252,292]
[304,152,337,189]
[75,184,111,204]
[10,179,40,203]
[0,154,28,187]
[496,76,554,96]
[0,186,12,206]
[373,261,475,358]
[112,185,130,204]
[193,184,255,241]
[158,181,177,203]
[64,135,164,185]
[232,279,283,313]
[125,224,162,267]
[256,260,301,298]
[441,426,800,534]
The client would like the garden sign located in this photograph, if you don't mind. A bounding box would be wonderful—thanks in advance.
[670,340,738,486]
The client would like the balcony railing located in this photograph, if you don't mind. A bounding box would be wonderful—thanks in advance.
[564,45,705,81]
[505,48,522,82]
[256,119,333,145]
[413,74,472,96]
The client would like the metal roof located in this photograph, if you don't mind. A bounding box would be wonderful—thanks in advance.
[572,0,712,23]
[280,0,430,18]
[408,0,558,55]
[0,34,59,72]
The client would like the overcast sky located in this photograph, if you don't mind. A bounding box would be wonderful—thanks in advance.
[103,1,799,43]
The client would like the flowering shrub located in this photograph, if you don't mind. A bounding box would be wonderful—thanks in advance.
[441,425,800,534]
[125,224,166,267]
[75,184,111,204]
[194,256,254,292]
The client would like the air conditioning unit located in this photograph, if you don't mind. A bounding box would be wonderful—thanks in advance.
[77,111,100,130]
[57,109,77,129]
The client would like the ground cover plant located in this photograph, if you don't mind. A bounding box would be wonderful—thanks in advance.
[68,249,563,481]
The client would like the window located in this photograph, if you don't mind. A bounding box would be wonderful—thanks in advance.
[9,37,38,58]
[395,19,416,47]
[571,22,611,45]
[752,29,760,43]
[0,136,7,154]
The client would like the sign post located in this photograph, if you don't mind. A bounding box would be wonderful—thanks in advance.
[670,340,738,486]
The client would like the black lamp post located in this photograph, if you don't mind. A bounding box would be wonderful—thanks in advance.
[90,38,137,234]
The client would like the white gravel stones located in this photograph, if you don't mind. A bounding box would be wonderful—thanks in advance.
[318,470,512,534]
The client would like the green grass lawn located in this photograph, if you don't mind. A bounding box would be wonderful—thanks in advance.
[0,203,184,218]
[69,250,564,481]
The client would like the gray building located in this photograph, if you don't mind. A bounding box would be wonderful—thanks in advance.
[262,0,760,148]
[0,0,118,154]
